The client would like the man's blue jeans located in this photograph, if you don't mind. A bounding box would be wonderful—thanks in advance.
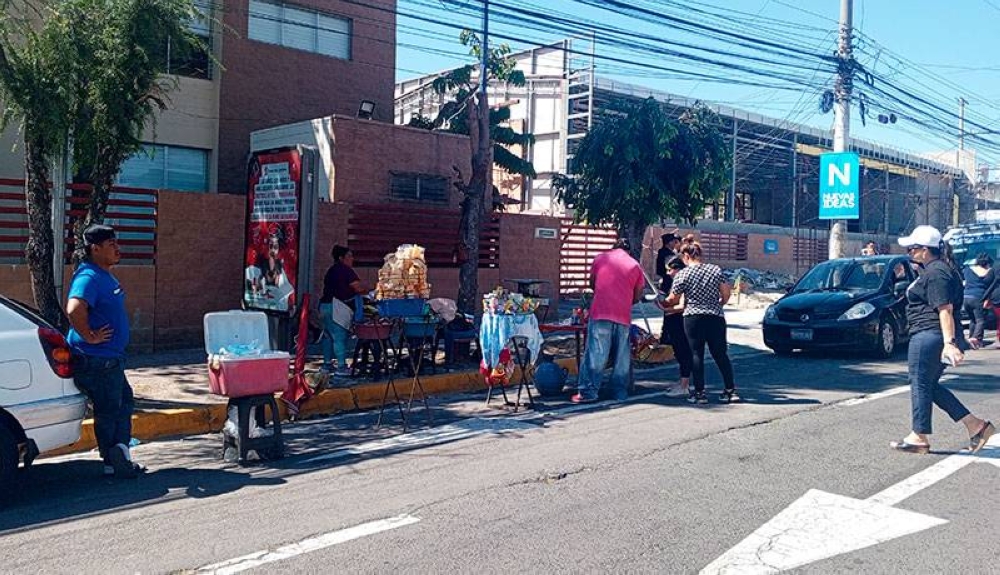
[577,319,631,401]
[908,330,970,434]
[72,355,133,461]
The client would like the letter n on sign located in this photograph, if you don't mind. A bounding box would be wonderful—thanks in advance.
[819,152,860,220]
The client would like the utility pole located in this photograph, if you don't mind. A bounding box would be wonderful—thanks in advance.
[828,0,853,260]
[958,97,967,152]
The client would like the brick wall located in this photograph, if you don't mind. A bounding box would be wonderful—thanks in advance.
[217,0,397,193]
[327,117,471,209]
[499,213,562,309]
[153,192,245,349]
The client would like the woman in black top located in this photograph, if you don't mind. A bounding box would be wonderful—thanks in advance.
[891,226,994,454]
[657,256,693,398]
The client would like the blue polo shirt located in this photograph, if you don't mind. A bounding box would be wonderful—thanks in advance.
[66,262,130,358]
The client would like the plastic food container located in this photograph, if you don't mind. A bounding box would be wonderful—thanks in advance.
[377,298,426,318]
[402,317,438,339]
[204,311,290,398]
[355,321,394,340]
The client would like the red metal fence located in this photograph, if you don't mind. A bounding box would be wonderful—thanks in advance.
[559,218,618,295]
[699,232,748,261]
[347,204,501,268]
[0,178,158,265]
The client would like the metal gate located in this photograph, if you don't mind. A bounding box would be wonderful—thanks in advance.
[559,218,617,295]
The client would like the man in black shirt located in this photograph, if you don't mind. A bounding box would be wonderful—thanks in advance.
[656,232,681,293]
[890,226,994,454]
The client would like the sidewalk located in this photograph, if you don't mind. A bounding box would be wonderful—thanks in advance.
[50,299,770,456]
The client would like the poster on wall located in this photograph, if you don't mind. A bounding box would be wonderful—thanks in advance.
[243,148,304,314]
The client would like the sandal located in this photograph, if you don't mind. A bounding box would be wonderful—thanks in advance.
[969,421,995,453]
[889,439,930,454]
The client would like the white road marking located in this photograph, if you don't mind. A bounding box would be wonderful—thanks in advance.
[866,455,976,507]
[300,417,538,465]
[701,432,1000,573]
[196,514,420,574]
[838,385,910,406]
[699,489,947,575]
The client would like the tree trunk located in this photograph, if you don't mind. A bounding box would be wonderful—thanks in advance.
[71,164,114,264]
[23,138,66,330]
[619,221,647,264]
[456,93,491,315]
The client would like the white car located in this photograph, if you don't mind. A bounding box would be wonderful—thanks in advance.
[0,295,86,492]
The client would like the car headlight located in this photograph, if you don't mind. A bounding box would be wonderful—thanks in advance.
[764,305,777,321]
[838,302,876,321]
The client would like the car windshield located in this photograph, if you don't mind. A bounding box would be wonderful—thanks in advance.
[951,239,1000,267]
[793,260,888,293]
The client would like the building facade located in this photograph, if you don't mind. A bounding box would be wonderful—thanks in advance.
[396,41,975,237]
[0,0,396,194]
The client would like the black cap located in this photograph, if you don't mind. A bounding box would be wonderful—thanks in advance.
[83,224,116,247]
[661,232,681,243]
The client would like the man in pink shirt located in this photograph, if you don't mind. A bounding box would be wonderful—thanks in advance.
[572,239,645,403]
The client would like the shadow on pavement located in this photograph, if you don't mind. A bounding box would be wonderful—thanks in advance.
[0,462,284,533]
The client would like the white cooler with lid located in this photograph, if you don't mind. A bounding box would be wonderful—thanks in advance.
[204,311,290,398]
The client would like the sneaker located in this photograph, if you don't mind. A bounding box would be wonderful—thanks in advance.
[694,392,709,405]
[686,391,698,404]
[570,393,598,404]
[720,389,741,404]
[108,443,144,479]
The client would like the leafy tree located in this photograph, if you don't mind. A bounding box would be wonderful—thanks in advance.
[554,97,731,260]
[407,31,535,314]
[0,0,202,326]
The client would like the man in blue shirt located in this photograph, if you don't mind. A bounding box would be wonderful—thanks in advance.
[66,225,143,478]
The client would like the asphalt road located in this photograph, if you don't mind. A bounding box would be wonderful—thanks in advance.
[2,321,998,574]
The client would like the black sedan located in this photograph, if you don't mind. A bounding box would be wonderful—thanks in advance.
[762,255,915,358]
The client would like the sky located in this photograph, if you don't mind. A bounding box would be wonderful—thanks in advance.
[395,0,1000,169]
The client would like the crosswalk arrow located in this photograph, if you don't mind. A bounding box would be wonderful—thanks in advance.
[699,489,947,575]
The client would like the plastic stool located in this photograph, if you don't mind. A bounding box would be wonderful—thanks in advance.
[223,394,284,464]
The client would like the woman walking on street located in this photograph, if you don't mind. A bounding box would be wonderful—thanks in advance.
[657,256,694,398]
[962,252,994,349]
[890,226,994,454]
[662,235,737,404]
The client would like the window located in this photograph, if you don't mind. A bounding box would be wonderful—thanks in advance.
[117,145,210,192]
[390,173,449,203]
[168,0,213,79]
[248,0,352,60]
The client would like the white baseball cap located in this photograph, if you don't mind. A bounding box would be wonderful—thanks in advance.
[897,225,942,248]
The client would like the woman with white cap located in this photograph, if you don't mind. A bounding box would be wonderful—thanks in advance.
[891,225,994,454]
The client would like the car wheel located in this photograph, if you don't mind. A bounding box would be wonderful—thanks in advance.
[0,422,19,501]
[875,318,896,358]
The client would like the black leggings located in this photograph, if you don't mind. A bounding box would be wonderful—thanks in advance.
[683,314,735,394]
[661,313,693,378]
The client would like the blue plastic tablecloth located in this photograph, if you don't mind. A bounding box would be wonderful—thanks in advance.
[479,313,543,367]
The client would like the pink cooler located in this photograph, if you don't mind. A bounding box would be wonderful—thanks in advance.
[204,311,290,398]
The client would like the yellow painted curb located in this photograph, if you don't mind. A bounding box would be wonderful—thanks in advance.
[47,356,584,456]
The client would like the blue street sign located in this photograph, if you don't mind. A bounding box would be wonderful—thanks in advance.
[763,239,779,254]
[819,152,860,220]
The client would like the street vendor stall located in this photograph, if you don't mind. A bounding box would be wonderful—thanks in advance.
[479,288,543,411]
[370,244,439,431]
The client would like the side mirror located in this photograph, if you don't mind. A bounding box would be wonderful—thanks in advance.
[893,280,909,297]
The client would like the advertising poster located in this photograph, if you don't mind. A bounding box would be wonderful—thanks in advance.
[243,149,302,314]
